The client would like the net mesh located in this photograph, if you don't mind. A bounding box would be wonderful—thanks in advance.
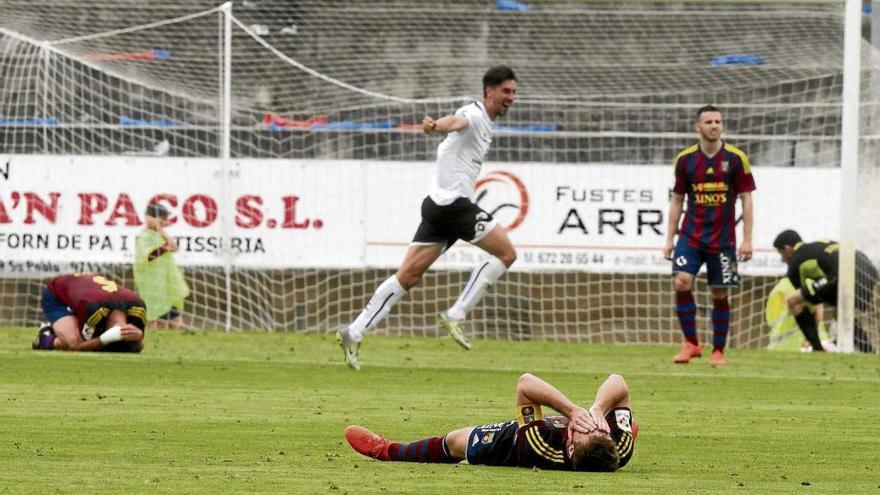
[0,0,878,350]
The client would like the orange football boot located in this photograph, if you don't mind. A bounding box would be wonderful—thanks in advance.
[673,341,702,364]
[710,349,728,367]
[345,425,392,461]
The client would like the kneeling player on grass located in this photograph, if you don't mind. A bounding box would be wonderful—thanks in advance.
[32,273,147,353]
[345,373,637,472]
[773,229,877,353]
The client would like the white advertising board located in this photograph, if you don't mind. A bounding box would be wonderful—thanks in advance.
[0,155,365,275]
[0,155,840,277]
[365,162,841,276]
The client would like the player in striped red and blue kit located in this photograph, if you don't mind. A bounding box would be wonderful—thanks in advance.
[344,373,637,472]
[32,273,147,352]
[663,105,756,367]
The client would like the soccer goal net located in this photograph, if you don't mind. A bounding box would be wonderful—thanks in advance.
[1,1,878,351]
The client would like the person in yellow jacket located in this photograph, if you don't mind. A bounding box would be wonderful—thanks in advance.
[134,202,190,328]
[765,276,832,351]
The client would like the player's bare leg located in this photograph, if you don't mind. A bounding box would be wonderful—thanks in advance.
[672,271,703,363]
[48,315,85,350]
[441,427,473,459]
[340,243,444,369]
[396,243,446,290]
[440,226,517,349]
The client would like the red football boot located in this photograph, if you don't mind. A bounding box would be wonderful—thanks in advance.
[345,425,392,461]
[710,349,728,367]
[673,341,702,364]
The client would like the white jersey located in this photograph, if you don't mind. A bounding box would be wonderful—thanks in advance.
[428,101,493,206]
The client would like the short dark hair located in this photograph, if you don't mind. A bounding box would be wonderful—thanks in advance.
[773,229,802,250]
[571,435,620,472]
[696,104,722,120]
[483,65,516,96]
[145,202,170,219]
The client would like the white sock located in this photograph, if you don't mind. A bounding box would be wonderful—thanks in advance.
[446,256,507,321]
[348,275,406,341]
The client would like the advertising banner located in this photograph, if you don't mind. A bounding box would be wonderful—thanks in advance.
[365,162,841,276]
[1,156,840,277]
[0,155,365,275]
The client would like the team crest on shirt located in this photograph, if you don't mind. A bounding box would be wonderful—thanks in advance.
[481,432,496,444]
[615,410,632,433]
[721,160,729,173]
[549,417,567,429]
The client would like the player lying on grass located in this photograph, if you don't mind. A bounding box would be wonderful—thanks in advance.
[345,373,637,471]
[32,273,147,353]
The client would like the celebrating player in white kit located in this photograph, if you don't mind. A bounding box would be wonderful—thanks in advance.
[337,66,519,370]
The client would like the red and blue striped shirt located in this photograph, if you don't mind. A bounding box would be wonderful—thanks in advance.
[673,142,755,253]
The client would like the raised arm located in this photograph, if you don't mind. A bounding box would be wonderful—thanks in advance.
[515,373,580,413]
[422,114,469,134]
[148,215,179,253]
[588,374,630,417]
[515,373,592,433]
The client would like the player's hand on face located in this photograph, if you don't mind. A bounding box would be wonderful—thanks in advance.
[120,325,144,342]
[738,239,753,262]
[568,406,592,434]
[422,116,437,134]
[587,406,611,434]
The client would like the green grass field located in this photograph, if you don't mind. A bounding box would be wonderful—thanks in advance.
[1,327,878,494]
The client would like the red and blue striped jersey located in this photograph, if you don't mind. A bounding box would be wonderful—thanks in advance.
[48,273,146,331]
[672,142,755,253]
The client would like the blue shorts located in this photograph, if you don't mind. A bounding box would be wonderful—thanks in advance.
[41,288,75,323]
[672,240,740,287]
[465,420,518,466]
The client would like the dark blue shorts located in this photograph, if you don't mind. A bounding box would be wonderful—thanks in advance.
[465,420,518,466]
[41,288,75,323]
[672,240,739,287]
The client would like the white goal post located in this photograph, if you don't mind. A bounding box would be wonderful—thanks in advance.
[0,0,877,352]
